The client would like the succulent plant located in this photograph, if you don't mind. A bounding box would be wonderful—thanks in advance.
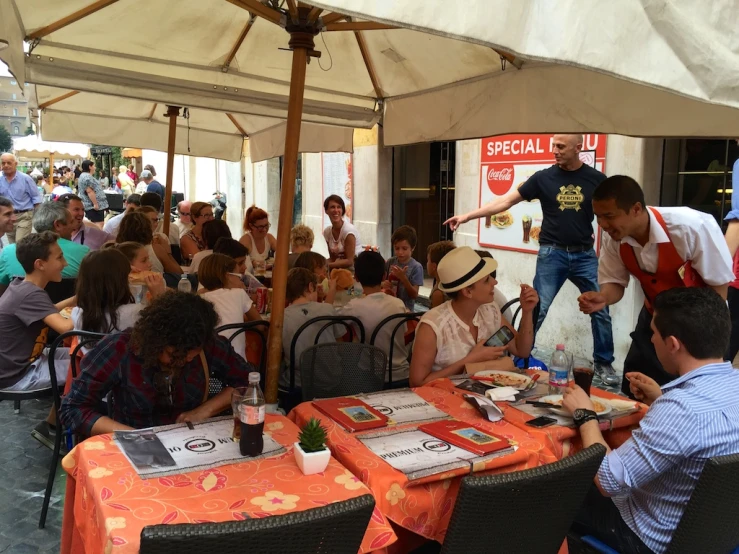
[298,417,328,453]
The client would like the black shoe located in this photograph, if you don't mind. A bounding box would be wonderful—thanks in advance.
[31,421,68,454]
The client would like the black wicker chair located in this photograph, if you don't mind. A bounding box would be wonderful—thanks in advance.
[300,343,386,401]
[439,444,606,554]
[369,312,421,388]
[215,321,270,389]
[139,493,376,554]
[288,315,365,393]
[500,297,522,328]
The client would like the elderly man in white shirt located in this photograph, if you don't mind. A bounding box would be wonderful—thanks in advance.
[578,175,734,395]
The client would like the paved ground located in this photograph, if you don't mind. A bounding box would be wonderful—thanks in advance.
[0,398,65,553]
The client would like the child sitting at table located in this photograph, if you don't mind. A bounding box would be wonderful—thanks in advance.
[279,267,341,412]
[294,251,337,304]
[198,253,262,360]
[382,225,424,311]
[107,241,162,304]
[427,240,456,308]
[340,250,410,385]
[212,237,262,292]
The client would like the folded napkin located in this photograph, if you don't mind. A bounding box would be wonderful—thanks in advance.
[485,386,518,402]
[463,394,504,422]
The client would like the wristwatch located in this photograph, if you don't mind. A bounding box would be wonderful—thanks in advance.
[573,409,599,428]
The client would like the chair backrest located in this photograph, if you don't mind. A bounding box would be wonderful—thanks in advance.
[300,343,386,401]
[45,278,77,304]
[215,321,270,387]
[369,312,421,387]
[105,192,124,212]
[500,297,522,328]
[49,330,107,412]
[666,452,739,554]
[289,315,365,391]
[441,444,606,554]
[140,493,375,554]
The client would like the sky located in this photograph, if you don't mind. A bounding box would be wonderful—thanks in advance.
[0,62,11,77]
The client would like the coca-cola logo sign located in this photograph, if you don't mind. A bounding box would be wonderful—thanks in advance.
[486,164,514,195]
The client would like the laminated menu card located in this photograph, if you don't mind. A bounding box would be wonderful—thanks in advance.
[312,397,389,432]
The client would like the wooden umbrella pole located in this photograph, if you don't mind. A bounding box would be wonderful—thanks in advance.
[162,105,180,237]
[263,12,319,405]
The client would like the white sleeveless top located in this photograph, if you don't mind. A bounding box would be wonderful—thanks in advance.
[323,220,363,260]
[243,233,270,263]
[146,244,164,273]
[416,301,502,372]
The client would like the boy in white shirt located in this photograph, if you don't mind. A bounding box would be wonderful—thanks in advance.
[341,251,410,385]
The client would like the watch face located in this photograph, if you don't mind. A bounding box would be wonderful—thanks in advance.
[574,409,587,420]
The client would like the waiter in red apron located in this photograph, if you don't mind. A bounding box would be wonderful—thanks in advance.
[578,175,734,396]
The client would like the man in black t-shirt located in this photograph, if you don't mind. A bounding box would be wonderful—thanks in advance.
[446,134,616,385]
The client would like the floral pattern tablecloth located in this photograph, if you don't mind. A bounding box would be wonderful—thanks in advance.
[60,414,397,554]
[289,386,555,544]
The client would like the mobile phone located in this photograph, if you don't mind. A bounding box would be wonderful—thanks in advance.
[485,325,515,347]
[525,416,557,428]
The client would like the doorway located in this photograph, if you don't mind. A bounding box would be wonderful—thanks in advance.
[392,142,455,271]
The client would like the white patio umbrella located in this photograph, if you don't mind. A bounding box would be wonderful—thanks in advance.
[12,134,90,186]
[3,0,738,404]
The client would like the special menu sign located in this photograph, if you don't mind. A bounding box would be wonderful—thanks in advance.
[478,134,607,254]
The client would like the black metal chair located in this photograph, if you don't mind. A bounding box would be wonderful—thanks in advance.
[438,444,606,554]
[39,330,106,529]
[369,312,422,388]
[105,192,125,212]
[288,315,365,393]
[500,297,522,328]
[139,493,376,554]
[300,343,387,401]
[215,321,270,389]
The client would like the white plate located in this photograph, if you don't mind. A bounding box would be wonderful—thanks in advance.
[538,394,612,417]
[473,370,533,391]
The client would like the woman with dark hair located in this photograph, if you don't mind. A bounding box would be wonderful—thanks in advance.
[239,205,277,266]
[59,291,254,435]
[322,194,362,270]
[189,219,232,273]
[180,201,214,262]
[116,211,181,274]
[78,159,109,228]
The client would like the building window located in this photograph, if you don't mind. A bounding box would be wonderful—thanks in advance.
[12,126,19,135]
[12,94,16,100]
[661,139,739,227]
[10,80,16,85]
[12,108,17,116]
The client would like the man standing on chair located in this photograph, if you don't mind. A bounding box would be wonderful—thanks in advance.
[445,134,615,384]
[578,175,734,395]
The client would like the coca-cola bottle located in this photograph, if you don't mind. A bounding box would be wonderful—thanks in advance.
[239,372,265,456]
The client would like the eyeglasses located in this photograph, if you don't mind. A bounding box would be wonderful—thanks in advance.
[252,223,270,231]
[179,212,190,217]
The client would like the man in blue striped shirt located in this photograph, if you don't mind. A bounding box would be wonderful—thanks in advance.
[564,287,739,553]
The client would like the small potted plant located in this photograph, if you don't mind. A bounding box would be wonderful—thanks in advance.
[294,417,331,475]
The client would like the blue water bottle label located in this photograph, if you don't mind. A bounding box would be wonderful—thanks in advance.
[550,368,569,386]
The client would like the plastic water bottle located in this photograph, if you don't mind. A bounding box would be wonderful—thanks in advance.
[548,344,572,395]
[239,372,265,456]
[177,274,192,294]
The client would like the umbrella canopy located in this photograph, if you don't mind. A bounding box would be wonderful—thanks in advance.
[12,134,89,160]
[33,85,355,163]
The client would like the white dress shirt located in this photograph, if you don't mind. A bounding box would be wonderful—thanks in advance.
[599,206,734,288]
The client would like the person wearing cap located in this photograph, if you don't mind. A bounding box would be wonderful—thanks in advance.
[409,247,539,386]
[142,170,166,207]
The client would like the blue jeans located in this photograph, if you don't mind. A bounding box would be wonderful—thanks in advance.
[532,246,614,364]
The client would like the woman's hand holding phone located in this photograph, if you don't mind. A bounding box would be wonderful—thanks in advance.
[467,340,507,364]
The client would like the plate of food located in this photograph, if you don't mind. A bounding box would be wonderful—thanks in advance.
[491,211,514,228]
[537,394,612,417]
[472,370,532,391]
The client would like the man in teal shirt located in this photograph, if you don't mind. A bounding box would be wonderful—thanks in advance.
[0,202,89,296]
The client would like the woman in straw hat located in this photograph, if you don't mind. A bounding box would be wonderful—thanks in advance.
[409,247,539,386]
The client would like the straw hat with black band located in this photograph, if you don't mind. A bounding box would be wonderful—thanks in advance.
[437,247,498,293]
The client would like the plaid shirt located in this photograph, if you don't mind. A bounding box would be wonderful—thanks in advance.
[60,332,253,435]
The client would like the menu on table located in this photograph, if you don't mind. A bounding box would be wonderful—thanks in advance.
[357,389,450,426]
[114,416,285,479]
[359,427,515,481]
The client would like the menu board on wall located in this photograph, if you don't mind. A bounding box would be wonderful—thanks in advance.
[322,153,353,228]
[478,134,607,254]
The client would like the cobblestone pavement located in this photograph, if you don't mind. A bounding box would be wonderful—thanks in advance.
[0,398,65,553]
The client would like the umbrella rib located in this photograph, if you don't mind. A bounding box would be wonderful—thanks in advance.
[286,0,299,21]
[353,31,383,100]
[226,113,248,137]
[225,0,282,25]
[306,6,323,23]
[147,103,158,120]
[324,21,397,32]
[492,48,523,70]
[223,16,256,72]
[38,90,79,110]
[320,12,347,25]
[26,0,119,40]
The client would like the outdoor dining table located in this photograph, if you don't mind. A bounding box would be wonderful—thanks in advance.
[426,371,646,459]
[59,414,398,554]
[288,386,556,548]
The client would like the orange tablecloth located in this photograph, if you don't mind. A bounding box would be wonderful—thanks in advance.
[427,373,645,459]
[289,386,554,544]
[60,414,397,554]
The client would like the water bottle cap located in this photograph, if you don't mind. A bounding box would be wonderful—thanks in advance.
[248,372,260,383]
[556,344,565,350]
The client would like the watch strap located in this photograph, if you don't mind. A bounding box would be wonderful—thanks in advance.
[574,409,599,428]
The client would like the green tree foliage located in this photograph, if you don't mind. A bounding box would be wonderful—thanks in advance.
[0,126,13,153]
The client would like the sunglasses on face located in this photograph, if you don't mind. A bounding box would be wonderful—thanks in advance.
[179,212,190,216]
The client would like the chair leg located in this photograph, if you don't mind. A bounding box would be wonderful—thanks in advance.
[13,400,20,414]
[39,421,64,528]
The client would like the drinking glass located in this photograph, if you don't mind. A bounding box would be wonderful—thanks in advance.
[572,358,594,396]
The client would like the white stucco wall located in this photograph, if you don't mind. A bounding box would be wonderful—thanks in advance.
[452,136,663,369]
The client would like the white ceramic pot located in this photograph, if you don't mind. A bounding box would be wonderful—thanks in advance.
[294,442,331,475]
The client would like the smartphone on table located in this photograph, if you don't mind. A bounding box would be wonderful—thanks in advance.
[485,325,515,348]
[526,416,557,428]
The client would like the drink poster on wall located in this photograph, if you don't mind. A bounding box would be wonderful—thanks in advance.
[322,153,353,228]
[478,134,607,254]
